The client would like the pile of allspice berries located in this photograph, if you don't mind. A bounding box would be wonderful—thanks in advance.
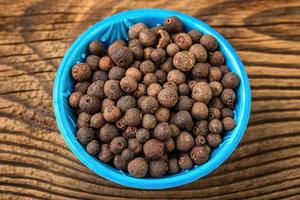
[68,16,240,178]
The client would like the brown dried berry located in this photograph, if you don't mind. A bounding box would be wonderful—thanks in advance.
[133,83,147,98]
[121,148,135,162]
[223,117,236,131]
[147,83,162,97]
[192,82,212,104]
[116,117,126,130]
[221,108,234,118]
[140,96,159,114]
[155,107,170,122]
[164,138,175,153]
[87,80,105,99]
[155,69,167,84]
[76,127,95,145]
[92,71,108,82]
[221,89,236,107]
[123,126,137,139]
[173,33,193,50]
[136,128,150,143]
[69,91,83,109]
[176,131,194,152]
[209,98,224,110]
[71,63,92,81]
[108,66,126,80]
[90,113,105,129]
[74,81,90,93]
[170,124,180,137]
[113,155,127,170]
[99,56,113,71]
[88,40,104,55]
[104,80,124,100]
[125,67,142,82]
[143,73,157,85]
[79,94,101,114]
[120,76,137,93]
[110,136,127,154]
[166,43,180,57]
[154,122,172,141]
[209,81,223,97]
[128,23,147,39]
[124,108,142,127]
[108,40,126,57]
[190,145,210,165]
[98,144,113,163]
[86,55,100,70]
[209,67,222,82]
[103,105,121,122]
[143,47,155,60]
[128,39,143,60]
[143,139,164,160]
[142,114,157,129]
[192,63,210,78]
[208,107,221,120]
[110,46,133,67]
[128,157,148,178]
[116,95,137,113]
[101,98,116,113]
[188,29,202,43]
[209,51,225,66]
[189,44,207,62]
[220,65,230,74]
[206,133,222,148]
[178,153,193,170]
[137,96,147,109]
[173,51,195,72]
[140,60,156,74]
[221,72,240,89]
[77,112,91,128]
[149,159,168,177]
[193,120,209,137]
[158,88,178,108]
[208,119,223,134]
[86,140,100,155]
[168,157,180,174]
[157,29,171,49]
[128,138,143,155]
[151,48,166,63]
[176,96,193,111]
[167,69,186,85]
[191,102,208,120]
[99,123,119,143]
[173,111,194,131]
[200,35,218,52]
[160,57,174,73]
[139,28,157,47]
[164,16,182,33]
[195,135,206,146]
[178,83,190,96]
[163,81,178,92]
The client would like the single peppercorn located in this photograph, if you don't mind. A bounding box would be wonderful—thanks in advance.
[87,80,105,99]
[143,139,164,160]
[133,83,147,98]
[140,96,159,114]
[192,63,210,78]
[200,35,218,52]
[208,119,223,134]
[173,111,194,131]
[206,133,222,148]
[149,159,168,177]
[167,69,186,85]
[190,145,210,165]
[104,80,124,100]
[142,114,157,129]
[108,40,126,57]
[209,51,225,66]
[128,23,147,39]
[123,126,137,139]
[178,83,190,95]
[143,47,155,60]
[173,51,195,72]
[99,123,119,143]
[98,144,113,163]
[110,46,133,67]
[137,96,147,109]
[178,153,193,170]
[164,16,182,33]
[99,56,113,71]
[128,138,143,155]
[128,39,143,60]
[209,81,223,97]
[220,65,230,74]
[139,28,158,47]
[155,107,170,122]
[192,82,212,104]
[74,81,90,93]
[120,76,138,93]
[221,89,236,107]
[147,83,162,97]
[157,88,178,108]
[151,48,166,63]
[221,72,240,89]
[166,43,180,57]
[170,124,180,137]
[209,97,224,110]
[77,112,91,128]
[176,96,193,111]
[143,73,157,85]
[92,71,108,82]
[140,60,156,74]
[103,105,121,122]
[69,91,83,109]
[110,136,127,154]
[155,69,167,84]
[188,29,202,43]
[79,94,101,114]
[101,98,116,113]
[160,57,174,73]
[113,155,127,170]
[164,138,175,153]
[191,102,209,120]
[125,67,142,82]
[195,135,206,146]
[121,148,135,162]
[108,66,126,80]
[157,29,171,49]
[209,67,223,82]
[221,108,234,118]
[223,117,236,131]
[208,107,221,120]
[168,157,180,174]
[173,33,193,50]
[176,131,194,152]
[71,63,92,81]
[86,55,100,70]
[163,81,178,92]
[189,44,207,62]
[76,127,95,145]
[136,128,150,143]
[88,40,104,55]
[128,157,148,178]
[86,140,100,155]
[154,122,172,141]
[116,95,137,113]
[193,120,209,137]
[124,108,142,127]
[90,113,105,129]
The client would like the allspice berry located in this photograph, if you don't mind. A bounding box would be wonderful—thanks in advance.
[223,117,236,131]
[221,108,234,118]
[121,148,135,162]
[140,60,156,74]
[168,158,180,174]
[190,145,210,164]
[149,159,168,177]
[154,122,172,141]
[76,127,95,145]
[140,96,159,113]
[221,89,236,107]
[116,95,137,113]
[206,133,222,147]
[120,76,138,93]
[98,144,113,163]
[176,96,193,111]
[221,72,240,89]
[101,98,116,113]
[176,131,194,151]
[166,43,180,56]
[209,51,225,66]
[87,80,105,99]
[71,63,92,81]
[90,113,105,129]
[103,105,121,122]
[128,138,143,155]
[129,39,143,61]
[173,111,194,131]
[157,29,171,49]
[99,56,113,71]
[99,123,119,143]
[113,155,127,170]
[136,128,150,143]
[74,81,90,93]
[167,69,186,85]
[173,51,195,72]
[143,73,157,85]
[191,102,209,120]
[155,69,167,84]
[160,57,174,73]
[157,88,178,108]
[128,23,147,39]
[86,55,100,70]
[220,65,230,74]
[143,139,164,160]
[124,108,142,127]
[110,136,127,154]
[147,83,162,97]
[110,46,133,67]
[104,80,124,100]
[88,40,104,55]
[208,119,223,134]
[178,83,190,95]
[139,28,157,47]
[142,114,157,129]
[128,157,148,178]
[123,126,137,139]
[155,107,170,122]
[209,97,224,110]
[77,112,91,128]
[193,120,208,137]
[173,33,193,50]
[92,71,108,82]
[164,138,175,153]
[86,140,100,155]
[178,153,193,170]
[79,94,101,114]
[151,48,166,63]
[200,35,218,52]
[125,67,142,81]
[192,82,212,104]
[192,63,210,78]
[209,81,223,97]
[143,47,155,60]
[69,91,83,109]
[208,107,221,120]
[209,67,223,82]
[133,83,147,98]
[163,81,178,92]
[189,44,207,62]
[108,66,126,80]
[188,29,202,43]
[170,124,180,137]
[108,40,127,57]
[195,135,206,146]
[164,16,182,33]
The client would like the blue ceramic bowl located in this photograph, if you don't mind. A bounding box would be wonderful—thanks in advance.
[53,9,251,189]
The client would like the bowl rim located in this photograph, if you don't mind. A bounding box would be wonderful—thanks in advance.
[53,8,251,189]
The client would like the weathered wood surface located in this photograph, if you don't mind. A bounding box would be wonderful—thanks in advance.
[1,0,300,199]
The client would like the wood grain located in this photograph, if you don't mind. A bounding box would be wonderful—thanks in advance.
[1,0,300,199]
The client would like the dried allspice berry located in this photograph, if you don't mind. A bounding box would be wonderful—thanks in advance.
[88,40,104,55]
[155,107,170,122]
[69,91,83,109]
[220,65,230,74]
[151,48,166,63]
[86,55,100,71]
[168,157,180,174]
[167,69,186,85]
[154,122,172,141]
[157,29,171,49]
[108,40,126,57]
[191,102,209,120]
[163,81,178,92]
[128,39,143,60]
[209,97,224,110]
[178,83,190,96]
[173,33,193,50]
[77,112,91,128]
[139,28,158,47]
[206,133,222,147]
[147,83,162,97]
[76,127,95,145]
[143,73,158,85]
[166,43,180,57]
[200,35,219,52]
[192,63,210,78]
[173,111,194,131]
[136,128,150,143]
[142,114,157,129]
[157,88,178,108]
[170,124,180,137]
[208,119,223,134]
[103,105,121,122]
[221,72,240,89]
[189,44,207,62]
[128,23,147,39]
[104,80,124,100]
[99,56,113,71]
[71,63,92,81]
[110,136,127,154]
[209,67,223,82]
[123,126,137,139]
[92,71,108,82]
[178,153,193,170]
[124,108,142,127]
[192,82,212,104]
[79,94,101,114]
[90,113,105,129]
[223,117,236,131]
[143,139,164,160]
[140,96,159,113]
[116,95,137,113]
[221,89,236,107]
[208,107,221,120]
[140,60,156,74]
[176,131,194,152]
[113,155,127,170]
[133,83,147,98]
[143,47,155,60]
[98,144,113,163]
[209,51,225,66]
[121,148,135,162]
[195,135,206,146]
[87,80,105,99]
[160,57,174,73]
[108,66,126,80]
[74,81,90,94]
[221,108,234,118]
[128,138,143,155]
[209,81,223,97]
[193,120,209,137]
[86,140,100,155]
[125,67,142,82]
[155,69,167,84]
[101,98,116,113]
[190,145,210,164]
[120,76,138,93]
[164,138,175,153]
[128,157,148,178]
[110,46,133,67]
[149,159,168,177]
[164,16,182,33]
[99,123,119,143]
[176,96,193,111]
[173,51,195,72]
[188,29,202,43]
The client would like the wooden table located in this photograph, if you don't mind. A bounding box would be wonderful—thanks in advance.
[1,0,300,199]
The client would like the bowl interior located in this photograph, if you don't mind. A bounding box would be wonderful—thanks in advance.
[53,9,251,189]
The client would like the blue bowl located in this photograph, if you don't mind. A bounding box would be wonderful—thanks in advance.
[53,9,251,189]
